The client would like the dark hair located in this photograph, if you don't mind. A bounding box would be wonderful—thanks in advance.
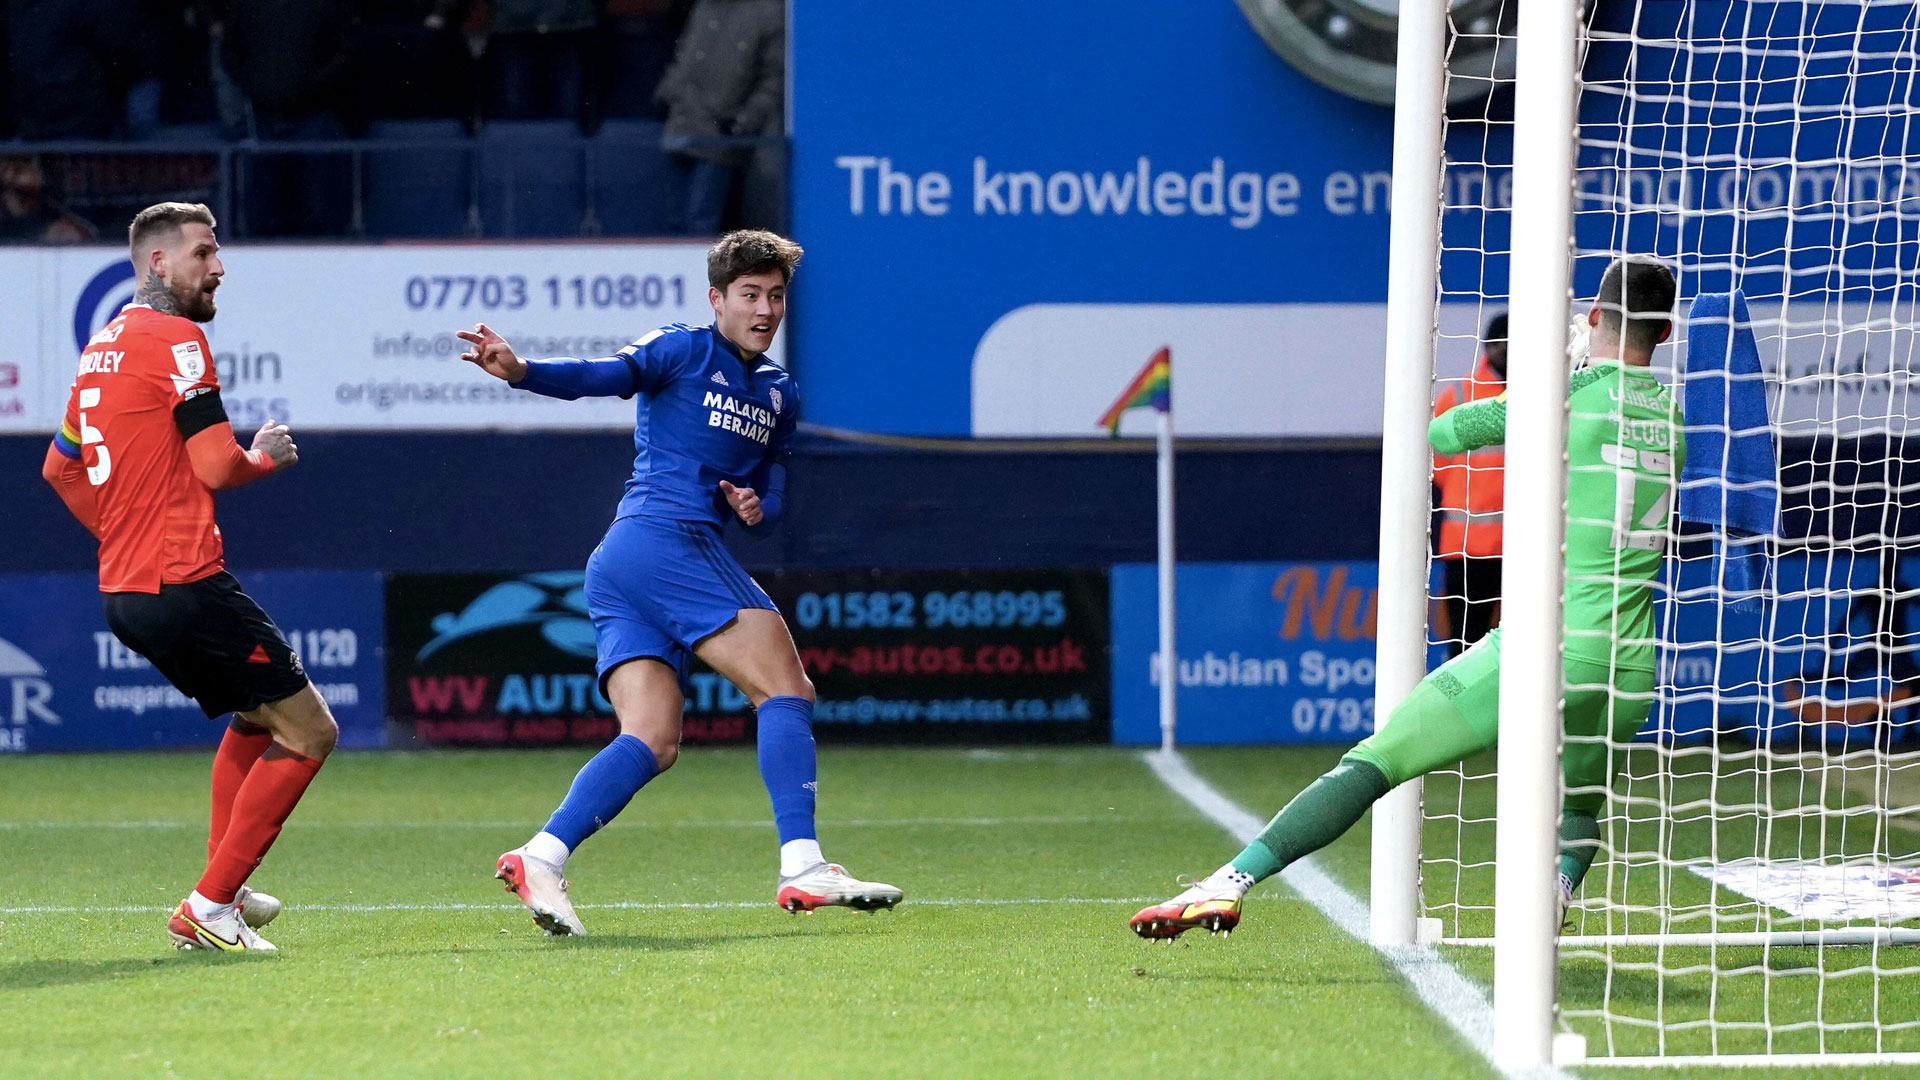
[129,202,216,262]
[1484,312,1508,345]
[707,229,803,291]
[1596,256,1676,352]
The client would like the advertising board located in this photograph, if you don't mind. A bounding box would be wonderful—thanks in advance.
[387,567,1109,747]
[1,243,763,433]
[0,570,385,752]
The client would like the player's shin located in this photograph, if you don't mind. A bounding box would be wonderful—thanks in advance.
[536,733,661,861]
[1556,806,1603,895]
[194,742,324,914]
[208,719,273,863]
[1226,757,1393,883]
[756,695,820,876]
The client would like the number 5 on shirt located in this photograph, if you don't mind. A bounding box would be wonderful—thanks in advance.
[78,386,111,486]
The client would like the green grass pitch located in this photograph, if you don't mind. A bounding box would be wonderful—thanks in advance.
[2,746,1917,1079]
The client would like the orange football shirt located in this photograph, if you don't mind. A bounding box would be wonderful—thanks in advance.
[57,305,227,593]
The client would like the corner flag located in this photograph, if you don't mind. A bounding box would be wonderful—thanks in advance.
[1097,347,1171,435]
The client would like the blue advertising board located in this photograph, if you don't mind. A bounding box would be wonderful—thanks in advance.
[0,571,385,753]
[1657,550,1920,750]
[790,2,1920,438]
[790,1,1397,437]
[1111,561,1435,746]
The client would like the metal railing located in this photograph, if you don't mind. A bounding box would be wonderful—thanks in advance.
[0,132,786,241]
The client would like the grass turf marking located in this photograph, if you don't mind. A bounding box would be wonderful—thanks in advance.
[0,896,1159,916]
[0,814,1139,830]
[1144,749,1573,1080]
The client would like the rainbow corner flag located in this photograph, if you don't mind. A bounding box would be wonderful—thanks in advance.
[1097,347,1171,436]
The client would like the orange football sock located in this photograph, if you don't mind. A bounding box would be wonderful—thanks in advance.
[197,743,323,904]
[208,720,274,864]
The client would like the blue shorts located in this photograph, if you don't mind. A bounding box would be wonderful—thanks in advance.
[584,516,777,693]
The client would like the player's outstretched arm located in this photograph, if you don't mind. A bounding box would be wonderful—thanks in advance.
[1429,395,1508,455]
[457,322,636,400]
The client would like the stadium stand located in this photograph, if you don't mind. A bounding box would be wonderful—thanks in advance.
[0,0,787,240]
[363,120,477,238]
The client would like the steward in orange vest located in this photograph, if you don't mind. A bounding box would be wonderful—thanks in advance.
[1432,314,1507,653]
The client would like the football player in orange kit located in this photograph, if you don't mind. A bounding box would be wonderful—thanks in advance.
[41,202,335,952]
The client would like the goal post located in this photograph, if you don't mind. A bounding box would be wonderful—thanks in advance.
[1368,0,1448,950]
[1491,0,1580,1068]
[1373,0,1920,1068]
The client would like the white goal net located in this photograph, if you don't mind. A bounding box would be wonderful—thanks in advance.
[1411,0,1920,1064]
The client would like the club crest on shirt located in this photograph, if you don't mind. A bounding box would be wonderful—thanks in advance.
[769,387,783,415]
[171,340,205,380]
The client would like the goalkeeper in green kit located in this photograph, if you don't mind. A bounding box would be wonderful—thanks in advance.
[1131,256,1681,940]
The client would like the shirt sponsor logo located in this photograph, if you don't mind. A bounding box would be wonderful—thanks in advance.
[702,390,775,444]
[172,340,206,380]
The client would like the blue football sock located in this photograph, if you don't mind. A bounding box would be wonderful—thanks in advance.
[541,734,660,850]
[756,695,818,844]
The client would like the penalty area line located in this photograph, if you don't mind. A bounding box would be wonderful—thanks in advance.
[1143,750,1573,1080]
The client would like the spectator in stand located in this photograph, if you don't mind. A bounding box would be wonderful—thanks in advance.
[8,0,156,139]
[655,0,783,234]
[0,157,96,242]
[1431,312,1508,656]
[479,0,599,123]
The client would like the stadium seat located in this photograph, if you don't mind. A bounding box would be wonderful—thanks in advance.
[478,120,587,238]
[589,119,684,236]
[363,121,475,239]
[238,122,355,238]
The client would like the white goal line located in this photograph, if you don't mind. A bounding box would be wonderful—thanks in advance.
[1440,928,1920,948]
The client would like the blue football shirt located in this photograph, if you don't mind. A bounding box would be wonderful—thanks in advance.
[513,323,797,530]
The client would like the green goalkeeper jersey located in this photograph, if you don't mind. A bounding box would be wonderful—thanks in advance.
[1429,358,1682,673]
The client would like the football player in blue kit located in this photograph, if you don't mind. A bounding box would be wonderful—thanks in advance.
[456,231,902,935]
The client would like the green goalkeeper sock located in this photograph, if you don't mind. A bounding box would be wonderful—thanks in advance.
[1228,758,1392,883]
[1556,809,1602,892]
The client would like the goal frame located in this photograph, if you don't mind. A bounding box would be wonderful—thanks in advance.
[1370,0,1920,1069]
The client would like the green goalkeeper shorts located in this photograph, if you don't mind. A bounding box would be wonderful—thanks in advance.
[1344,628,1656,814]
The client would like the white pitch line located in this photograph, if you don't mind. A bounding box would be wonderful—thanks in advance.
[0,814,1135,831]
[0,896,1154,916]
[1143,750,1572,1080]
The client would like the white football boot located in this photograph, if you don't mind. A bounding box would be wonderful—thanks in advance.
[167,900,277,951]
[775,862,903,913]
[236,885,281,929]
[495,847,586,935]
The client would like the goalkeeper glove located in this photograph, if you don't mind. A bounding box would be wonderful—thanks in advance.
[1566,315,1592,372]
